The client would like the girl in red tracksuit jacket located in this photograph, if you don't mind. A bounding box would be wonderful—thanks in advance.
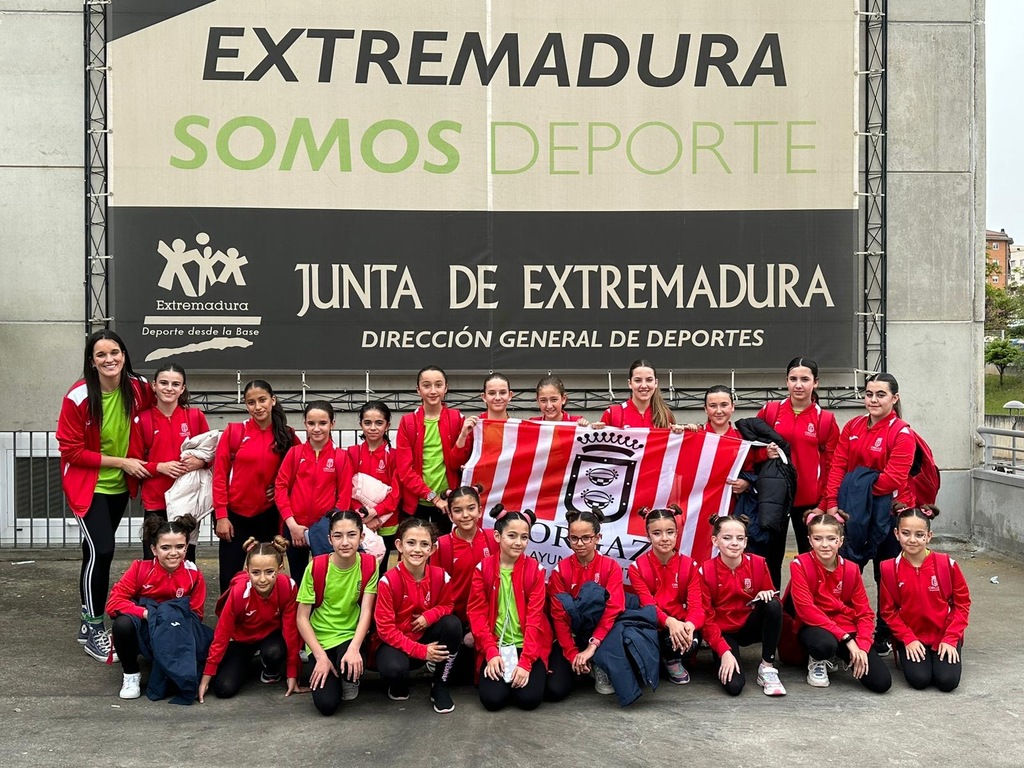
[546,509,625,701]
[468,505,552,712]
[700,514,785,697]
[627,506,705,687]
[107,514,205,700]
[200,536,301,702]
[597,359,677,428]
[879,505,971,692]
[348,400,401,577]
[373,517,462,714]
[786,512,891,693]
[756,357,838,587]
[454,373,517,467]
[432,484,491,682]
[275,400,353,578]
[57,329,155,663]
[213,379,299,593]
[395,366,470,537]
[532,375,589,425]
[820,372,915,655]
[129,362,210,561]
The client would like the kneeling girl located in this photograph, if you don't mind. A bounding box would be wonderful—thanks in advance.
[467,505,552,711]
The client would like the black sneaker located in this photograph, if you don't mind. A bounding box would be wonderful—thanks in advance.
[872,638,893,657]
[430,684,455,714]
[387,684,410,702]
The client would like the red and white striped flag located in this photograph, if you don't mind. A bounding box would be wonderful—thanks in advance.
[463,420,751,572]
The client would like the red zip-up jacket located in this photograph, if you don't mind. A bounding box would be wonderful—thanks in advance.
[373,563,454,659]
[530,412,577,422]
[628,550,706,630]
[213,420,299,520]
[757,400,838,508]
[601,400,655,428]
[432,528,493,624]
[275,440,353,528]
[467,554,552,672]
[106,559,206,620]
[879,552,971,649]
[346,441,401,526]
[824,413,915,511]
[548,553,625,661]
[205,570,302,679]
[57,376,155,516]
[395,406,470,511]
[129,405,210,511]
[700,554,775,657]
[788,554,874,651]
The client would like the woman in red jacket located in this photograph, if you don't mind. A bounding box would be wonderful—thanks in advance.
[597,359,677,428]
[545,509,625,700]
[130,362,210,561]
[700,514,785,697]
[200,536,302,702]
[819,372,915,655]
[395,366,469,536]
[786,512,891,693]
[57,329,155,663]
[468,505,551,711]
[107,514,205,700]
[373,517,462,714]
[213,379,299,592]
[879,505,971,691]
[756,357,838,590]
[628,506,705,686]
[348,401,401,576]
[275,400,353,578]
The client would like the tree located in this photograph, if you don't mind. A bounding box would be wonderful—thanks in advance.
[985,338,1023,386]
[985,283,1024,333]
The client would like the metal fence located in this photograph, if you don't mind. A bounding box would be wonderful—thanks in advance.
[978,426,1024,475]
[0,429,362,549]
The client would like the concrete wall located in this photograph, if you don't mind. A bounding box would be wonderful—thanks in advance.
[0,2,990,537]
[884,0,986,536]
[972,469,1024,557]
[0,2,85,430]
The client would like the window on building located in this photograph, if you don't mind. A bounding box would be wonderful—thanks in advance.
[993,275,1000,283]
[992,242,1000,250]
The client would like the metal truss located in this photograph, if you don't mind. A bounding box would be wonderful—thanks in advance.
[857,0,887,374]
[85,1,111,335]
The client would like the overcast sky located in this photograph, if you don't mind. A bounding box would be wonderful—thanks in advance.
[987,0,1022,238]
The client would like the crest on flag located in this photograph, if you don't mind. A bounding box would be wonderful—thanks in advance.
[565,432,643,522]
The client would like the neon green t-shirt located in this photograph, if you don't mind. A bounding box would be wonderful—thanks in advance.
[496,566,524,648]
[297,557,378,651]
[419,418,449,502]
[95,388,129,494]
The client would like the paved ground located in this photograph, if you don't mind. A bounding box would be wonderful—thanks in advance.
[1,538,1021,768]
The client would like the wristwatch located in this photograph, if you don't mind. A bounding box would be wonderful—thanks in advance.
[588,636,602,648]
[426,491,438,503]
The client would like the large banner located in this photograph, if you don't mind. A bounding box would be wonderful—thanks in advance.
[462,420,751,572]
[108,0,859,371]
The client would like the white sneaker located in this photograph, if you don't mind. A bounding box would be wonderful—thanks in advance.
[806,658,836,688]
[341,678,360,702]
[119,672,141,700]
[592,666,614,695]
[757,663,787,696]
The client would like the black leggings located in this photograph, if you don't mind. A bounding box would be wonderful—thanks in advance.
[798,626,892,693]
[478,657,547,712]
[544,644,582,703]
[711,599,783,696]
[311,640,363,716]
[858,532,902,644]
[750,505,815,592]
[210,630,287,699]
[376,615,463,692]
[80,492,129,617]
[218,507,280,593]
[111,614,143,673]
[411,504,453,536]
[896,643,962,692]
[142,509,197,563]
[285,543,311,582]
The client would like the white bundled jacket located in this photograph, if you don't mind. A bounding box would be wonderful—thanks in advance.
[165,429,222,527]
